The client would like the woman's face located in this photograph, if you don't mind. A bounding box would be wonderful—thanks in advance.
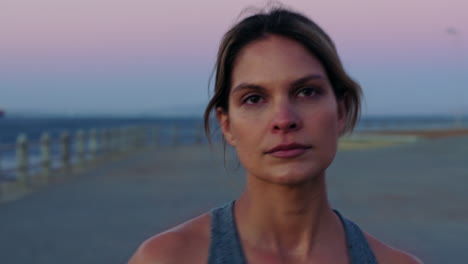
[217,35,346,185]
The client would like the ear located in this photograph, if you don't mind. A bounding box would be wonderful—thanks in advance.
[216,107,235,146]
[336,99,347,136]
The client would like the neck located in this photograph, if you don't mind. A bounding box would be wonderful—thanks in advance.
[234,172,343,259]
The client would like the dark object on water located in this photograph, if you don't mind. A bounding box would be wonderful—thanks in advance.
[0,109,4,118]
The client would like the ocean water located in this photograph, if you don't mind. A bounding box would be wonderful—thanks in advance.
[355,115,468,132]
[0,115,466,180]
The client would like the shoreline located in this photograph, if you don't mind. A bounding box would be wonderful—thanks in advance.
[361,128,468,139]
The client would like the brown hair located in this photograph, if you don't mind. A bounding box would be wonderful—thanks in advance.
[204,6,362,142]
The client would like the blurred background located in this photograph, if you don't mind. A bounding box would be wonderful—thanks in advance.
[1,0,467,263]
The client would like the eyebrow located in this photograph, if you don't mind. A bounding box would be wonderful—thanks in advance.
[231,74,325,94]
[291,74,325,87]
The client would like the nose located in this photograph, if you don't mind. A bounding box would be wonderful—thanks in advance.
[271,100,302,133]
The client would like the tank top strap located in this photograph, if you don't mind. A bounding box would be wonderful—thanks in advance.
[208,201,378,264]
[208,200,247,264]
[334,210,378,264]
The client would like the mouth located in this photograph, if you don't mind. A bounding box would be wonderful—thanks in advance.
[265,143,312,158]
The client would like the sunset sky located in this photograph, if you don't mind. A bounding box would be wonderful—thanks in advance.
[1,0,467,116]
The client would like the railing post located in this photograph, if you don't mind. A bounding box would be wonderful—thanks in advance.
[40,133,51,182]
[89,129,98,160]
[60,131,71,172]
[16,134,28,187]
[76,130,85,167]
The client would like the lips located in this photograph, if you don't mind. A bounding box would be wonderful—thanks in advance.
[265,143,312,158]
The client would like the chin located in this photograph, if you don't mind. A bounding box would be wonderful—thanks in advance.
[260,165,325,186]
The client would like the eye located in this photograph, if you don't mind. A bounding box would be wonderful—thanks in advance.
[297,87,319,98]
[242,94,263,105]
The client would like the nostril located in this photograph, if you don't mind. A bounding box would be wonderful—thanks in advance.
[273,122,299,131]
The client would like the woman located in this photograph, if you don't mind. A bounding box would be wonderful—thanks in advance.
[129,6,422,264]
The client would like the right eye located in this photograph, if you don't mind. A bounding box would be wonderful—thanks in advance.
[243,95,263,105]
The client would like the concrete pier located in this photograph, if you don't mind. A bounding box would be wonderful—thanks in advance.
[0,135,467,264]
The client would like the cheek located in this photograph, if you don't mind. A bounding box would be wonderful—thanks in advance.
[305,104,341,154]
[314,102,341,133]
[228,111,267,170]
[229,109,266,139]
[319,113,340,137]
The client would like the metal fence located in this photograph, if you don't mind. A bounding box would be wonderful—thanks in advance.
[0,124,205,197]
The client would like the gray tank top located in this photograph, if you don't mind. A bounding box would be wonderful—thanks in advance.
[208,200,378,264]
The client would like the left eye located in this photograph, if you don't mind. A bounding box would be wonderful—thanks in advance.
[297,88,318,97]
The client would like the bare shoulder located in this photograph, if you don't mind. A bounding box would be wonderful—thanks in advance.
[128,213,211,264]
[364,232,424,264]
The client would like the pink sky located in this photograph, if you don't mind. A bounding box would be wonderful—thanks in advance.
[1,0,467,115]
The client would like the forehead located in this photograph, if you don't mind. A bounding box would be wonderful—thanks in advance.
[231,35,327,88]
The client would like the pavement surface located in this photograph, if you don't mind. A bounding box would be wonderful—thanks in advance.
[0,135,467,264]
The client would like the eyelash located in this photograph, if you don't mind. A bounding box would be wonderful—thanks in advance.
[241,87,320,105]
[242,94,263,105]
[297,87,321,97]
